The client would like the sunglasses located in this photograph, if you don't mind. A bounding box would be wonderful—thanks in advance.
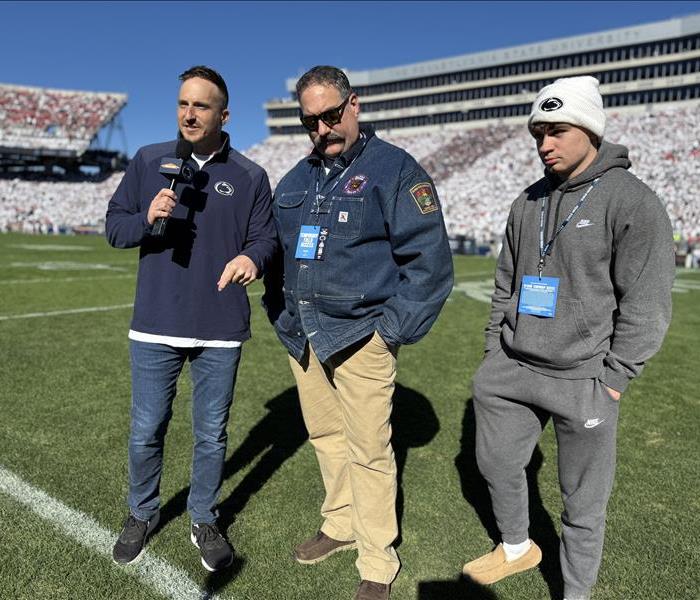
[299,96,350,131]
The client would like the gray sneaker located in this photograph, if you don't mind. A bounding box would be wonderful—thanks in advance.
[112,512,159,565]
[293,531,357,565]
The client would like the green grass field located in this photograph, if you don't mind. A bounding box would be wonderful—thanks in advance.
[0,231,698,600]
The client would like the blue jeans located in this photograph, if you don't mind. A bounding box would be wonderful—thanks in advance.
[127,340,241,524]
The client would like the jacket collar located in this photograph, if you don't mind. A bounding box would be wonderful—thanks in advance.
[178,132,231,164]
[208,132,231,163]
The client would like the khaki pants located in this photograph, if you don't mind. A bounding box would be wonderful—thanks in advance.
[289,332,400,584]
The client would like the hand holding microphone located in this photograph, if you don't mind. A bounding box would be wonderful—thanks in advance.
[147,188,178,225]
[150,138,193,237]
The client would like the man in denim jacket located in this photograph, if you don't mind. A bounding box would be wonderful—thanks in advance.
[266,65,453,600]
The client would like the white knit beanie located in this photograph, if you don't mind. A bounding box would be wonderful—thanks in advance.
[528,76,606,139]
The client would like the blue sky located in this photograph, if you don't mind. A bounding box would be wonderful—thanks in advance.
[2,1,700,155]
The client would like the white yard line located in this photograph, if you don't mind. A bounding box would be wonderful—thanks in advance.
[0,291,263,322]
[0,304,134,321]
[0,274,134,285]
[452,270,495,280]
[0,464,222,600]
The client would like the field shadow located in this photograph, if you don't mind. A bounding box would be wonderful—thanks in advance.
[417,576,500,599]
[392,383,441,547]
[454,398,563,600]
[216,387,307,531]
[158,386,306,593]
[157,381,441,593]
[200,555,245,598]
[159,387,306,528]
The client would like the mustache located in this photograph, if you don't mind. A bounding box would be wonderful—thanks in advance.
[315,134,344,146]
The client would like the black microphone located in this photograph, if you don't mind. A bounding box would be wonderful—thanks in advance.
[151,138,193,237]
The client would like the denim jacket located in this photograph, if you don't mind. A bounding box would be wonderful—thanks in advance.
[265,129,453,363]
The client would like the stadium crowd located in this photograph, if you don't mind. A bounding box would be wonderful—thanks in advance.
[0,173,124,234]
[246,104,700,245]
[1,103,699,250]
[0,84,126,153]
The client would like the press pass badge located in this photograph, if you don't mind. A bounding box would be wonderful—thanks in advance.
[518,276,560,318]
[295,225,321,260]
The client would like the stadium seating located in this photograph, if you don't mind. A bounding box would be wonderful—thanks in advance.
[0,84,126,154]
[243,104,700,243]
[0,173,124,234]
[1,103,699,243]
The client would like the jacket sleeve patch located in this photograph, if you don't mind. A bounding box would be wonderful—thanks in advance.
[409,182,439,214]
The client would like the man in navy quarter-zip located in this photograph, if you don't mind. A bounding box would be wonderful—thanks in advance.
[106,66,276,572]
[462,76,674,600]
[265,66,453,600]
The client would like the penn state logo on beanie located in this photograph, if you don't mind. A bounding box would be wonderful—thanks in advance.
[528,76,606,139]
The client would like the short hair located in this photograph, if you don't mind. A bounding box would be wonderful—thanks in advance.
[179,65,229,109]
[296,66,352,100]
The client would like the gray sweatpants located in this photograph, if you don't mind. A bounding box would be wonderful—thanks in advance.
[472,346,620,600]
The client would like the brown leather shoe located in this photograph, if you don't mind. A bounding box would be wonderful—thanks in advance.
[462,540,541,584]
[293,531,357,564]
[354,580,390,600]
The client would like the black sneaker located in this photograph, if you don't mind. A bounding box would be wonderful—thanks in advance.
[190,523,233,572]
[112,512,160,565]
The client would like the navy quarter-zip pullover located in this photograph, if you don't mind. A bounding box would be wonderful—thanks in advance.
[106,133,277,342]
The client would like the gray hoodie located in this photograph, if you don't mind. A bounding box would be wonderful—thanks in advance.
[485,141,675,392]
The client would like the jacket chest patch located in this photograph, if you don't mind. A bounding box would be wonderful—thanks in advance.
[214,181,235,196]
[343,174,368,194]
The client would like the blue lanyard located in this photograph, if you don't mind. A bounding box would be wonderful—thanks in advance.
[538,177,600,278]
[312,135,367,222]
[314,163,352,219]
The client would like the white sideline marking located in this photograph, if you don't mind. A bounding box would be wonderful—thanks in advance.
[0,291,263,322]
[452,280,495,304]
[453,276,697,304]
[0,304,134,321]
[453,270,495,280]
[9,261,128,271]
[673,279,700,293]
[0,464,223,600]
[9,243,92,251]
[0,274,134,285]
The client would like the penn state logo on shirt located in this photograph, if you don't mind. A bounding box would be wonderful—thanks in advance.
[214,181,234,196]
[540,97,563,112]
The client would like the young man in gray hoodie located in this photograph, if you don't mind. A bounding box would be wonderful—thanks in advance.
[462,76,675,600]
